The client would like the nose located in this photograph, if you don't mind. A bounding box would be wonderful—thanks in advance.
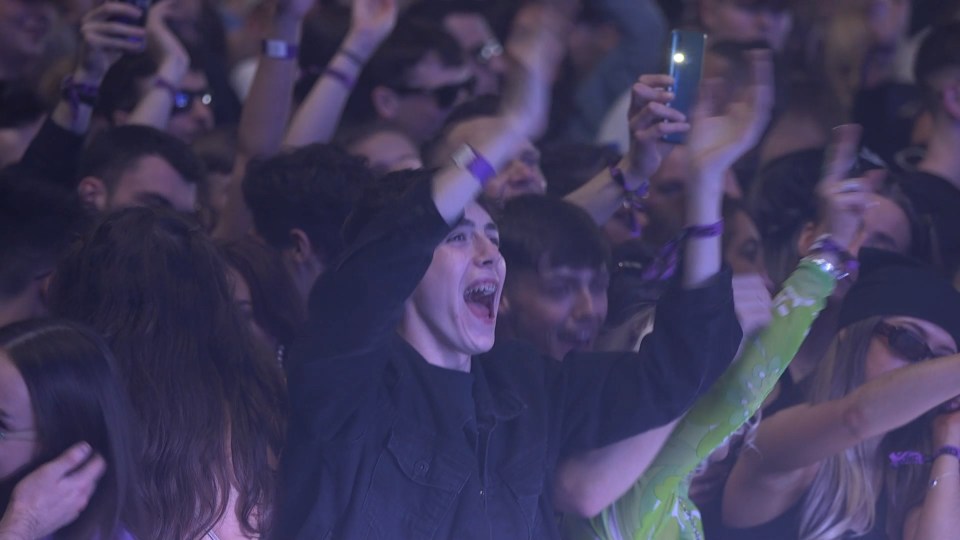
[474,234,501,267]
[191,99,214,130]
[571,287,596,320]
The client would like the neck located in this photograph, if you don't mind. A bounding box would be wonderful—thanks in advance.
[919,121,960,189]
[789,303,840,382]
[397,315,472,373]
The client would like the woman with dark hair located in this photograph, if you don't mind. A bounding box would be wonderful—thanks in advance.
[0,319,138,540]
[48,207,287,540]
[219,238,306,365]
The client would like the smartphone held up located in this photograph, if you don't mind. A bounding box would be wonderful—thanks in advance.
[663,30,706,145]
[111,0,154,26]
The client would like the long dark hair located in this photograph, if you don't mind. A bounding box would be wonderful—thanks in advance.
[0,318,138,540]
[48,207,287,539]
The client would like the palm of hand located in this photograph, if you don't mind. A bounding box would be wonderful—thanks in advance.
[352,0,397,41]
[688,101,759,171]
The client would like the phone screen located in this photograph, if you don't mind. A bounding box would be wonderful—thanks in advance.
[663,30,707,144]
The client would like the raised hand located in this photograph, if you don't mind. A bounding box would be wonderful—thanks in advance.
[623,74,690,187]
[733,273,774,337]
[0,443,106,539]
[816,124,879,251]
[75,2,148,82]
[687,50,774,184]
[346,0,397,58]
[146,0,190,81]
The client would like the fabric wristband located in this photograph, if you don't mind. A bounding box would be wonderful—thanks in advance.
[60,75,100,108]
[323,68,355,89]
[683,221,724,240]
[809,234,859,275]
[452,144,496,187]
[610,164,649,198]
[152,76,178,98]
[339,47,367,66]
[262,39,299,60]
[889,445,960,468]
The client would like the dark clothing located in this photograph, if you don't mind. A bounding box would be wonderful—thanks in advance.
[900,170,960,282]
[16,118,84,189]
[275,178,742,539]
[704,487,890,540]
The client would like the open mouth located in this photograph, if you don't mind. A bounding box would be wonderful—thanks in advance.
[463,280,498,322]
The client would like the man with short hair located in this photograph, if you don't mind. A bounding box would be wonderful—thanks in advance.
[76,125,204,213]
[406,0,507,95]
[497,195,611,361]
[241,143,375,305]
[901,21,960,286]
[344,17,475,144]
[0,169,85,327]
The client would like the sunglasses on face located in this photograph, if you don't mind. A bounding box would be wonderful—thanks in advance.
[874,322,936,363]
[471,40,504,65]
[173,90,213,114]
[390,77,477,109]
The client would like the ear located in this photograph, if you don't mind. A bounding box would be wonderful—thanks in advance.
[797,221,817,257]
[289,228,315,264]
[371,86,400,120]
[77,176,108,211]
[944,84,960,122]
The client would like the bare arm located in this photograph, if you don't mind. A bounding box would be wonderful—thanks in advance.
[283,0,397,148]
[903,408,960,540]
[213,0,313,240]
[124,1,189,130]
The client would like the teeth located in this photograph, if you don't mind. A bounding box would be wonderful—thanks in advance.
[466,283,497,297]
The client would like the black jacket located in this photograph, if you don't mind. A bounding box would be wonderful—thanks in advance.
[274,179,742,539]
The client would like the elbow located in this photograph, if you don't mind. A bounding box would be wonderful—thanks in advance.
[552,462,613,519]
[840,400,871,442]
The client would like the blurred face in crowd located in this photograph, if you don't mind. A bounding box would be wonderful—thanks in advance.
[80,155,198,213]
[401,202,505,358]
[641,147,690,248]
[701,0,793,51]
[378,52,475,144]
[226,266,277,355]
[502,262,609,361]
[726,207,774,290]
[0,0,54,76]
[0,269,51,329]
[165,70,215,145]
[438,120,547,202]
[346,128,423,176]
[0,350,36,480]
[443,12,506,96]
[802,192,912,261]
[864,316,956,381]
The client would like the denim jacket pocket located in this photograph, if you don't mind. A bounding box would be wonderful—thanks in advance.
[362,428,471,539]
[495,445,547,537]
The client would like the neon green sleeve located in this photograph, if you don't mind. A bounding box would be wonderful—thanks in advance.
[563,260,835,540]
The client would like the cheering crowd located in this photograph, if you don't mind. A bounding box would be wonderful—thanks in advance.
[2,0,960,538]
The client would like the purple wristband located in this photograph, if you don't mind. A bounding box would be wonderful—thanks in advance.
[323,68,355,89]
[152,76,178,98]
[810,235,859,274]
[452,144,496,187]
[60,75,100,108]
[340,48,367,66]
[610,165,649,198]
[262,39,299,60]
[889,446,960,468]
[682,221,724,240]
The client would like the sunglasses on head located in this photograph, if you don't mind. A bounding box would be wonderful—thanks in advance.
[390,77,477,109]
[874,322,936,363]
[173,90,213,114]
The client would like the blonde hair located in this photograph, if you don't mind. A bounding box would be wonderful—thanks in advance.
[799,317,881,539]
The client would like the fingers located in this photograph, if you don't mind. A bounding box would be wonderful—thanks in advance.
[746,49,774,114]
[691,77,722,122]
[44,442,95,477]
[821,124,863,185]
[83,1,143,23]
[69,453,107,487]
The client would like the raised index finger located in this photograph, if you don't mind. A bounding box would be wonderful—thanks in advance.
[821,124,863,186]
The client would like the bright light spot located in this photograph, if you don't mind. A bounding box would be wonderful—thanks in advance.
[673,52,686,64]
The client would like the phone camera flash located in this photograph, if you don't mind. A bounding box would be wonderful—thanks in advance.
[673,52,686,64]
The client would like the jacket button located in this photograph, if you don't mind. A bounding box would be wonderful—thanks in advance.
[414,460,429,475]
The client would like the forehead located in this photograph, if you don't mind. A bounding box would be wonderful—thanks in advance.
[863,195,909,241]
[460,201,496,228]
[180,70,209,91]
[0,350,30,413]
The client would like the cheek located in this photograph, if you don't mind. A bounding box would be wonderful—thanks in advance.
[865,341,909,380]
[0,442,36,481]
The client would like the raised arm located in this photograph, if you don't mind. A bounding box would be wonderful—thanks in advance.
[283,0,397,148]
[124,1,190,130]
[213,0,314,240]
[564,74,689,226]
[904,408,960,540]
[19,3,144,186]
